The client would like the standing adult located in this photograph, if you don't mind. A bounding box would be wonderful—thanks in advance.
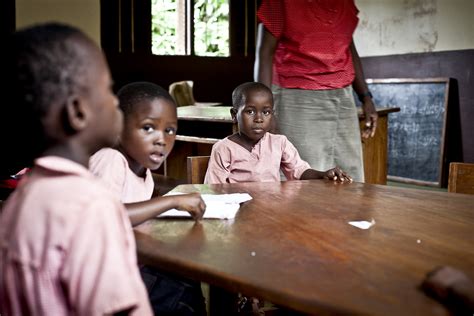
[254,0,377,182]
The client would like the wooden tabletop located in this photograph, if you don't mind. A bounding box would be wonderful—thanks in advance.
[134,181,474,315]
[177,105,399,122]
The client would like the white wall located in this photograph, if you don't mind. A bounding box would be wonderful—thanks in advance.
[16,0,101,46]
[354,0,474,57]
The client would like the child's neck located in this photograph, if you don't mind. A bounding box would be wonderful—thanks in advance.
[229,132,265,152]
[117,146,147,178]
[42,142,90,168]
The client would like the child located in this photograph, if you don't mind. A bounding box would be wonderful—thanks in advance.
[89,81,207,315]
[89,82,205,225]
[0,23,152,315]
[204,82,352,184]
[204,82,351,315]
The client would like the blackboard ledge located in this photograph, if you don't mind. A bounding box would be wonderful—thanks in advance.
[388,175,440,187]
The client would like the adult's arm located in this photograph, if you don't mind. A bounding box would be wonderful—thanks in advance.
[255,23,279,133]
[254,23,277,88]
[350,40,378,138]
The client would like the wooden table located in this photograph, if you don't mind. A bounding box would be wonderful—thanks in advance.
[166,106,399,184]
[135,180,474,315]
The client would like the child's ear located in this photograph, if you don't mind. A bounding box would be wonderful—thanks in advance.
[230,108,237,122]
[64,95,90,133]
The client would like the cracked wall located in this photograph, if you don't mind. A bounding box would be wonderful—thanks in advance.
[354,0,474,57]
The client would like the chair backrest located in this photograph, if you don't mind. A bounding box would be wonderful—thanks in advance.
[187,156,210,184]
[448,162,474,194]
[169,80,195,107]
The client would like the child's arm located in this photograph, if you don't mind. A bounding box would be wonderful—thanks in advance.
[422,266,474,313]
[204,141,231,184]
[300,167,352,182]
[125,193,206,226]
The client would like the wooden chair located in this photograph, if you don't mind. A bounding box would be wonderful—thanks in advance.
[169,80,195,107]
[169,80,221,107]
[448,162,474,194]
[187,156,210,184]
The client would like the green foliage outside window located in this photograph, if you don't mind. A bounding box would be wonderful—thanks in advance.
[194,0,229,56]
[152,0,180,55]
[151,0,229,56]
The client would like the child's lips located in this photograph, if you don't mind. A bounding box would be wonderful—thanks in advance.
[149,153,164,164]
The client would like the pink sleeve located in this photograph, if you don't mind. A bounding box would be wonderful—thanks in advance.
[204,142,231,184]
[61,199,151,315]
[257,0,284,39]
[89,149,127,200]
[280,137,311,180]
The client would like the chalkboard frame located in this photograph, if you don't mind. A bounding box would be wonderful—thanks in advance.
[366,78,450,187]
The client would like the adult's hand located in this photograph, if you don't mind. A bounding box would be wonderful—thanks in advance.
[361,98,378,138]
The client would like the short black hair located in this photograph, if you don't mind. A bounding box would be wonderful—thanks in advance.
[0,23,92,175]
[232,82,273,110]
[117,81,175,117]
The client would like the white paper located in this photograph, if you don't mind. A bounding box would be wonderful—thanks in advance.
[348,219,376,230]
[158,193,253,219]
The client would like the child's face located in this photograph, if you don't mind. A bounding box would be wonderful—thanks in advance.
[232,89,273,143]
[121,98,177,172]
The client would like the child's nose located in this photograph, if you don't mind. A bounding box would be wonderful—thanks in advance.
[254,112,264,122]
[153,131,165,146]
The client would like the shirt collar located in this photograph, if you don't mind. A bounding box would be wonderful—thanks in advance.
[35,156,93,179]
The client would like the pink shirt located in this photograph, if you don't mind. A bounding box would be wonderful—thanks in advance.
[89,148,154,203]
[0,156,152,316]
[204,133,311,184]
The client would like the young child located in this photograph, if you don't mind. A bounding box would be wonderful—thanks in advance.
[89,82,205,225]
[0,23,152,315]
[204,82,351,315]
[204,82,352,184]
[89,81,207,315]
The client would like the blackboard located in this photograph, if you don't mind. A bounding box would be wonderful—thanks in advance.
[366,78,450,187]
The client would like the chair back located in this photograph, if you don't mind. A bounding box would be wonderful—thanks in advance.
[169,80,195,107]
[448,162,474,194]
[187,156,210,184]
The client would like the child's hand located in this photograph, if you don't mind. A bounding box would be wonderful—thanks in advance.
[422,266,472,301]
[175,192,206,220]
[324,167,352,182]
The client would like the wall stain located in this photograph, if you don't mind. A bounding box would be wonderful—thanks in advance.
[357,0,439,53]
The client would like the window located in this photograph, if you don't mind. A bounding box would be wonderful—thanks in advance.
[151,0,229,57]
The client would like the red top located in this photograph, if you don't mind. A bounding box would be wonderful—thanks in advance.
[257,0,359,90]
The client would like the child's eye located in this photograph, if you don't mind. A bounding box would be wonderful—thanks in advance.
[245,109,256,115]
[142,125,154,133]
[165,127,177,135]
[263,110,273,116]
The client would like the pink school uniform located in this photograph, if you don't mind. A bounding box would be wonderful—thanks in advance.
[89,148,154,203]
[204,132,311,184]
[0,156,152,315]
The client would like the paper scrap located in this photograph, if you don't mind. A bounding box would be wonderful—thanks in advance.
[348,218,376,230]
[158,193,252,219]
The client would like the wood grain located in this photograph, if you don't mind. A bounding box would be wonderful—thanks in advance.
[448,162,474,194]
[135,180,474,315]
